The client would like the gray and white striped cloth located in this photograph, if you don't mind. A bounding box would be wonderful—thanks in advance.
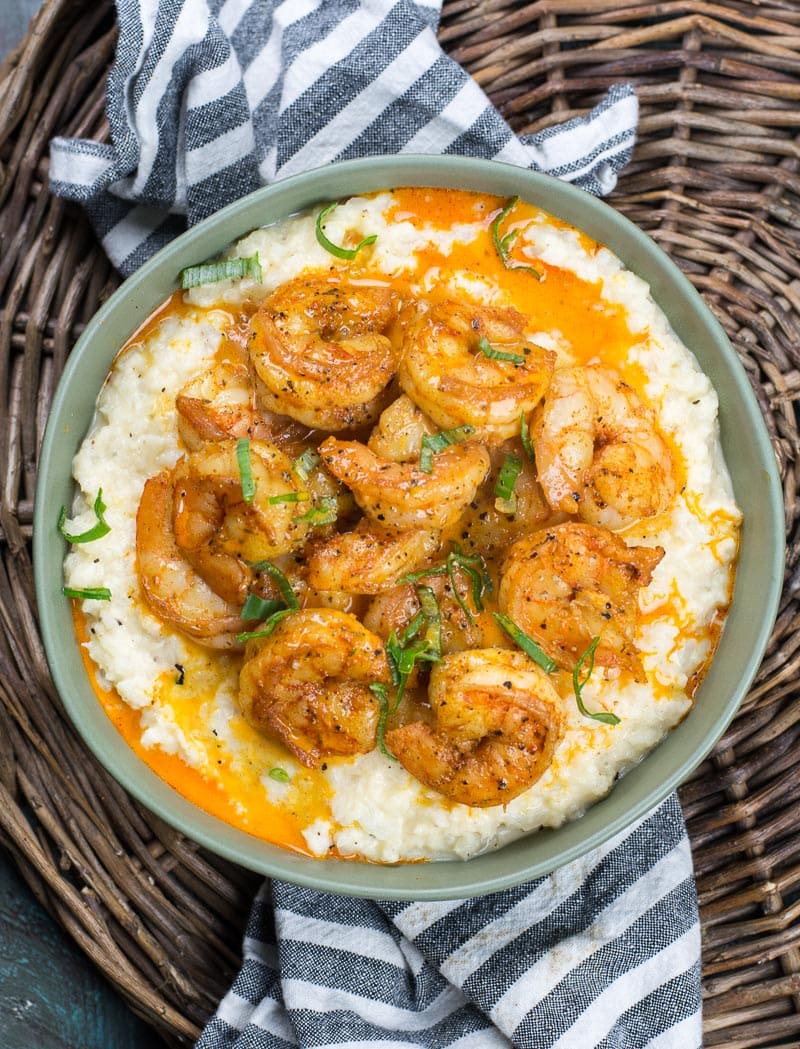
[49,1,701,1046]
[49,0,638,274]
[196,796,700,1049]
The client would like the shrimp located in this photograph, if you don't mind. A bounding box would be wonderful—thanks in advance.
[238,608,391,767]
[176,361,269,451]
[398,300,555,444]
[453,441,553,560]
[171,439,310,604]
[136,469,244,648]
[248,277,399,431]
[532,365,675,529]
[498,522,664,682]
[385,648,563,807]
[367,394,435,462]
[306,521,440,595]
[177,360,310,454]
[319,436,490,531]
[363,576,486,660]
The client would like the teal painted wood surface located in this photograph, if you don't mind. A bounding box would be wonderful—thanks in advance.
[1,7,169,1048]
[0,850,164,1048]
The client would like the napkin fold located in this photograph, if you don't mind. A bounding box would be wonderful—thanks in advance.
[49,1,702,1046]
[50,0,637,274]
[196,796,700,1049]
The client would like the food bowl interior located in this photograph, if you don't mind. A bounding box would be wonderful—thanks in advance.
[33,155,784,899]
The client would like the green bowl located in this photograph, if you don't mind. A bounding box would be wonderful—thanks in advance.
[33,155,783,899]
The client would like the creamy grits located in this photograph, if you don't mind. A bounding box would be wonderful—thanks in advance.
[63,188,741,863]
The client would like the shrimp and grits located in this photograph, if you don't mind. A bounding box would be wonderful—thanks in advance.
[61,188,740,863]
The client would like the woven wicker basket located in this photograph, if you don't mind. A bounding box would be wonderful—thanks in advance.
[1,1,799,1045]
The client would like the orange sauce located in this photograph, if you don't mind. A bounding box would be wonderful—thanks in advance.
[73,609,315,855]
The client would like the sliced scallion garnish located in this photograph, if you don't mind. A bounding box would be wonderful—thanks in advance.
[293,448,321,482]
[397,546,492,625]
[490,196,543,279]
[315,202,377,260]
[57,489,110,544]
[247,560,299,610]
[416,585,442,662]
[293,496,338,527]
[62,586,112,601]
[520,411,535,463]
[419,425,475,474]
[369,682,395,760]
[493,612,557,673]
[477,335,525,366]
[236,438,257,503]
[241,594,285,621]
[495,453,523,513]
[180,253,262,289]
[235,607,294,643]
[268,491,308,505]
[573,636,620,725]
[268,766,291,784]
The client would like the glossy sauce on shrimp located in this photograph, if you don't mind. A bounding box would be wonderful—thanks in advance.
[65,187,741,861]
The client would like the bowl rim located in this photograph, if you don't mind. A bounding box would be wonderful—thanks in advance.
[33,154,784,899]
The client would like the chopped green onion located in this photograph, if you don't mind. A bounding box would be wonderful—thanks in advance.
[520,412,535,463]
[241,594,285,621]
[293,496,338,527]
[57,489,110,544]
[416,586,442,662]
[236,438,257,503]
[419,425,475,474]
[293,448,321,482]
[268,767,291,784]
[235,607,294,643]
[495,453,523,514]
[369,682,396,760]
[383,590,442,723]
[397,564,447,586]
[493,613,557,673]
[490,196,543,279]
[315,202,377,260]
[268,491,308,505]
[62,586,112,601]
[180,254,262,289]
[451,544,493,599]
[445,546,492,624]
[398,546,491,625]
[477,335,525,366]
[573,637,621,725]
[247,560,299,609]
[399,611,425,646]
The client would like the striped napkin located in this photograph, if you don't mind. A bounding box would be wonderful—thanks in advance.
[49,0,638,274]
[48,1,702,1046]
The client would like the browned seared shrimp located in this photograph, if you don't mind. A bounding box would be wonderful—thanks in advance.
[306,521,440,595]
[171,439,310,604]
[238,608,391,767]
[319,436,490,531]
[136,470,244,648]
[385,648,563,807]
[533,365,675,529]
[398,300,555,444]
[499,522,663,682]
[248,277,398,430]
